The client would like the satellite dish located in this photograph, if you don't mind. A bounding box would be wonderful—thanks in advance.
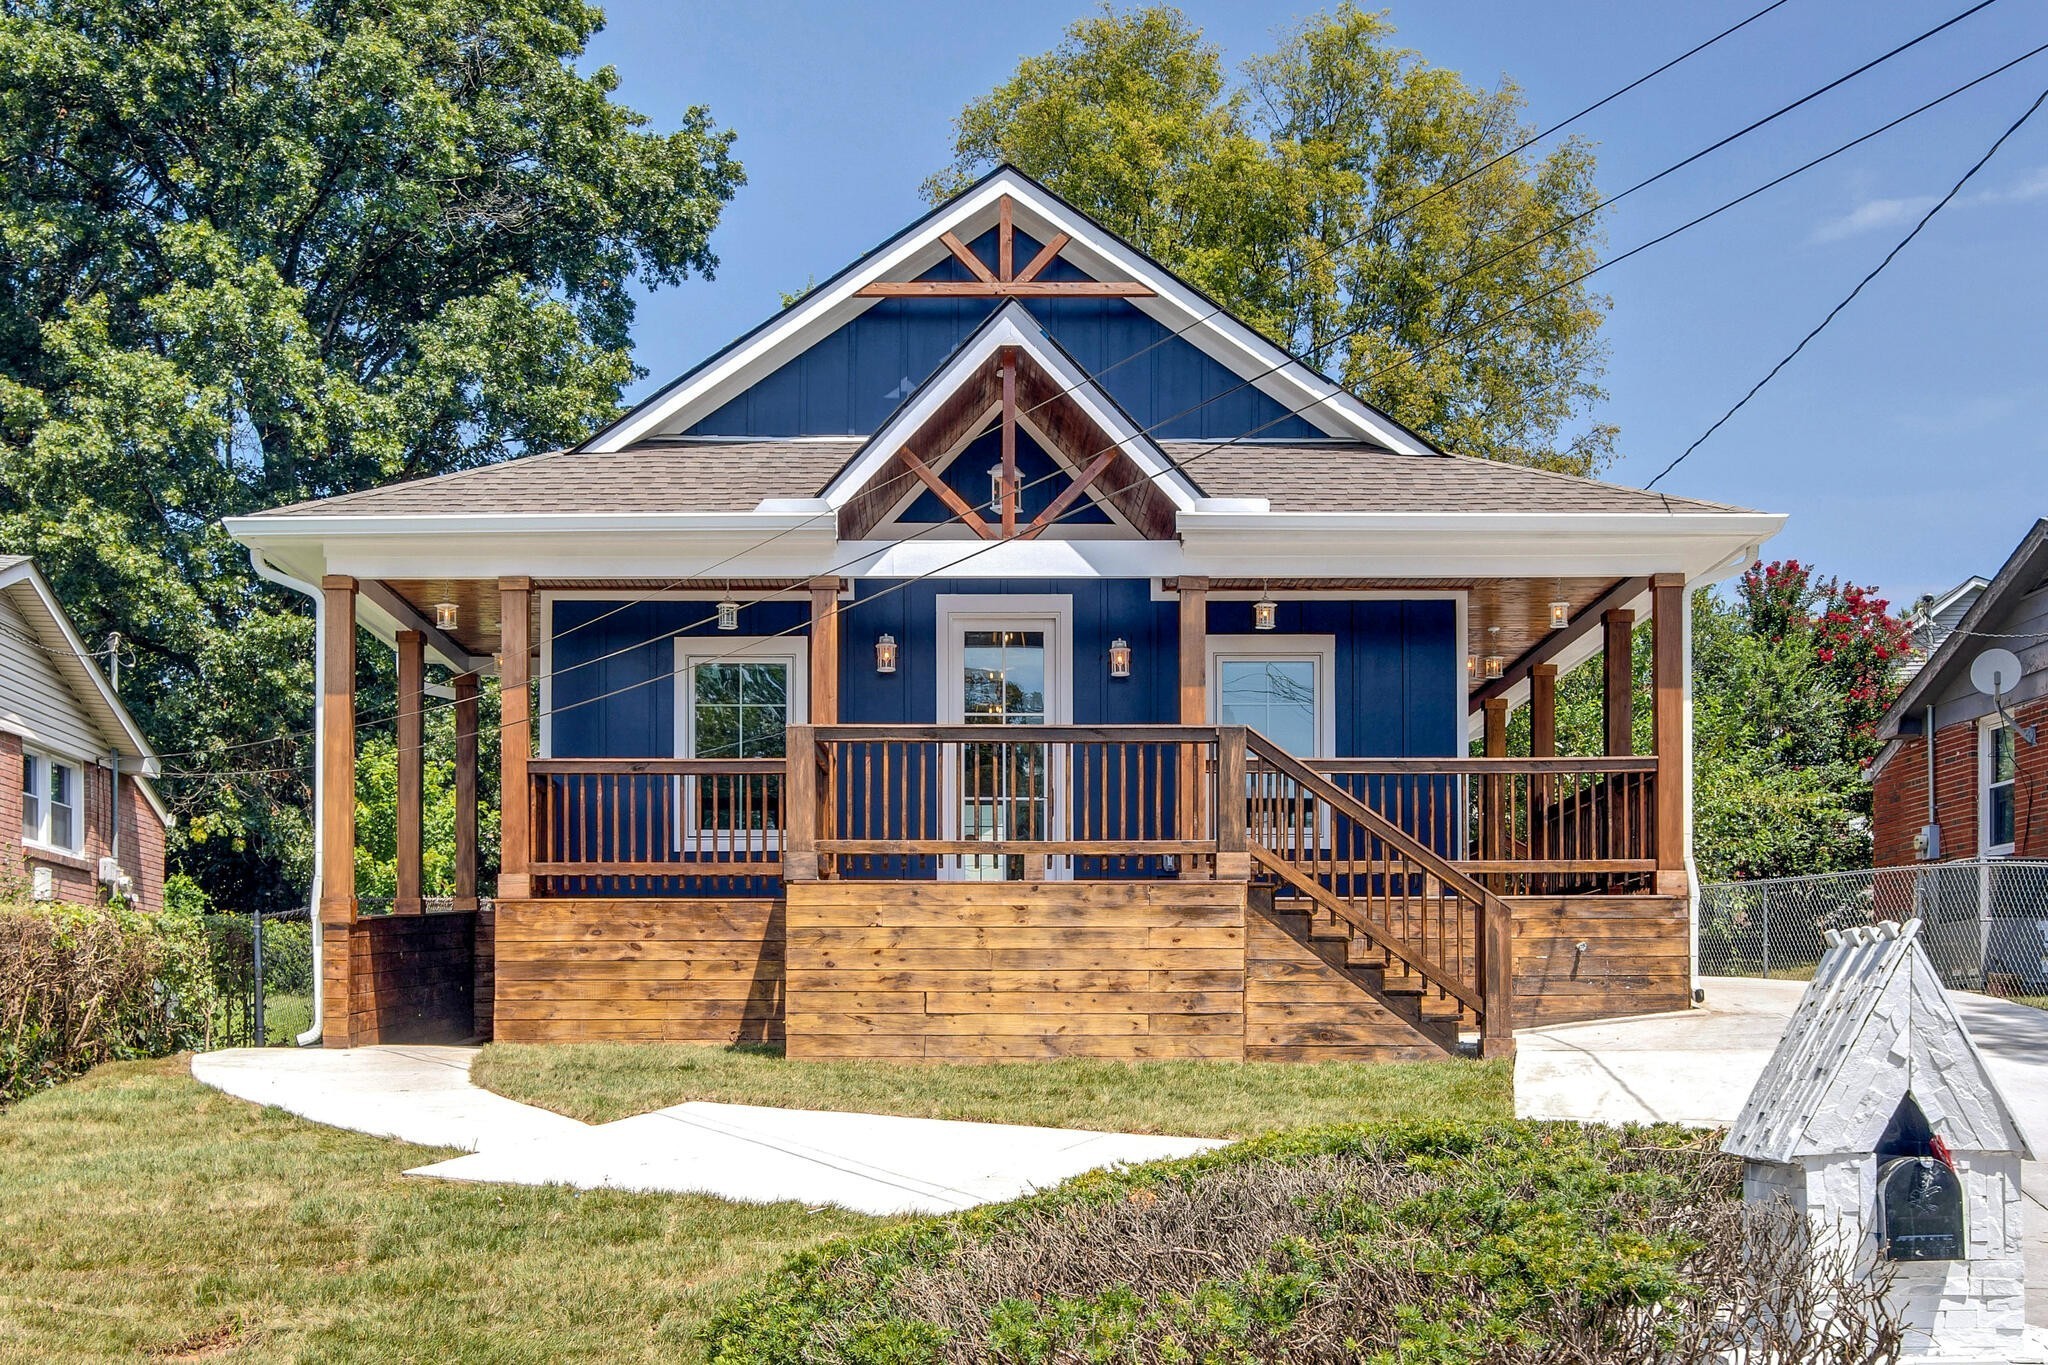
[1970,648,2024,699]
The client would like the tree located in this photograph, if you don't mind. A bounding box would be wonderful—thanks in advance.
[0,0,743,909]
[927,4,1612,473]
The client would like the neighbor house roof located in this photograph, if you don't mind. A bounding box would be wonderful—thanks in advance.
[247,438,1754,522]
[0,557,168,816]
[1724,919,2031,1163]
[1877,518,2048,741]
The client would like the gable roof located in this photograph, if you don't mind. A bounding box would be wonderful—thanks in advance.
[1877,519,2048,741]
[1723,919,2032,1163]
[580,165,1437,455]
[0,556,164,789]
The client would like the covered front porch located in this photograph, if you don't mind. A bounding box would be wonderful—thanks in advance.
[307,569,1696,1061]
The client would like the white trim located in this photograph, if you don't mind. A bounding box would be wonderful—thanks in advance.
[19,747,84,855]
[1206,636,1337,758]
[935,594,1074,881]
[673,636,810,853]
[581,169,1413,452]
[1978,716,2017,858]
[820,302,1201,515]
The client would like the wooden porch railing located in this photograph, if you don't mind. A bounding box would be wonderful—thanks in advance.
[1304,757,1657,894]
[528,757,784,894]
[1244,734,1514,1057]
[791,724,1236,880]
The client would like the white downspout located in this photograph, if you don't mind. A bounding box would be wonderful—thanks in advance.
[247,548,326,1047]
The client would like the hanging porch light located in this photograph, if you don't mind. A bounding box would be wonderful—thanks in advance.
[716,596,740,631]
[1252,582,1277,632]
[434,601,459,631]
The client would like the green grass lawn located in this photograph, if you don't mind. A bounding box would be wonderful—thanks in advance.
[2,1049,1509,1360]
[0,1058,875,1362]
[474,1042,1512,1136]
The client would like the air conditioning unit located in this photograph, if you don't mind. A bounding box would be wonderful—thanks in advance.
[30,866,54,901]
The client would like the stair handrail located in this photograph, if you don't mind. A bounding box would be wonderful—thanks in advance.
[1242,730,1515,1055]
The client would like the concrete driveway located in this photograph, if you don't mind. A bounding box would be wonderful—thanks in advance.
[190,1046,1221,1217]
[1516,976,2048,1325]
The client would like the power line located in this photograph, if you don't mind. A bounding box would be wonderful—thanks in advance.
[1645,83,2048,489]
[152,35,2048,776]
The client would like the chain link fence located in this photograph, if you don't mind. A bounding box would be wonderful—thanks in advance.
[1700,860,2048,1005]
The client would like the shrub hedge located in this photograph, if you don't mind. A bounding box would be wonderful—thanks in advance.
[0,898,221,1102]
[702,1122,1900,1365]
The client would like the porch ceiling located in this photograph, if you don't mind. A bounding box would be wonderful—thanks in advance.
[376,578,819,658]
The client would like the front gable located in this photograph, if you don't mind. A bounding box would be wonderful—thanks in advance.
[586,167,1430,454]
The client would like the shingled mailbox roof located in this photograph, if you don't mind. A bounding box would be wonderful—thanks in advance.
[1723,919,2032,1164]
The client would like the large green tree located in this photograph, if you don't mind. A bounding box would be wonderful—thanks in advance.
[0,0,742,909]
[928,4,1612,472]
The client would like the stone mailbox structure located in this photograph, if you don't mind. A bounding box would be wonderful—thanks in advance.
[1725,919,2038,1363]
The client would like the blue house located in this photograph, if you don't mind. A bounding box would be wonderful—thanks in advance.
[229,167,1782,1062]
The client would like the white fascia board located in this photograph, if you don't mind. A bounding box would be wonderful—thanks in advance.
[0,563,162,772]
[822,303,1199,511]
[839,538,1183,580]
[588,169,1412,451]
[1178,510,1786,582]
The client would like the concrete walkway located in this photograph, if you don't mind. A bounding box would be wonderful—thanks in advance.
[1516,976,2048,1325]
[189,1046,1222,1217]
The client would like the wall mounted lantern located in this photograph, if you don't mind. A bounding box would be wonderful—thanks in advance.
[1108,638,1132,678]
[875,633,899,674]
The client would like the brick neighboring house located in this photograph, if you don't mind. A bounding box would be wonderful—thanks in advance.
[1871,520,2048,866]
[0,556,168,907]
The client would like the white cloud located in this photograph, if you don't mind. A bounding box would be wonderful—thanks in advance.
[1809,195,1937,244]
[1809,166,2048,245]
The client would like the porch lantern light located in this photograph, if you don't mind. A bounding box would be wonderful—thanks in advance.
[1549,599,1570,630]
[716,597,740,631]
[1108,638,1132,678]
[434,601,459,631]
[1467,654,1478,680]
[1252,594,1277,632]
[1482,654,1505,680]
[875,633,898,674]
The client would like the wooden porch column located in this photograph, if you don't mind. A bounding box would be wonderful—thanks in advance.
[497,577,533,901]
[1529,664,1558,758]
[1480,696,1510,864]
[452,671,479,912]
[1651,574,1688,897]
[1602,608,1636,755]
[318,575,358,1047]
[808,578,840,724]
[393,630,426,914]
[1176,576,1209,874]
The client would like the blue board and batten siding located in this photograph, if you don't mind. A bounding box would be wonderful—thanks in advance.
[684,228,1321,442]
[541,587,1457,893]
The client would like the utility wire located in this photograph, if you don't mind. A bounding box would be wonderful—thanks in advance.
[153,40,2048,776]
[1646,83,2048,489]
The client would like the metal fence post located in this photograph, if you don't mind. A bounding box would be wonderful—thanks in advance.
[252,905,265,1047]
[1761,884,1771,979]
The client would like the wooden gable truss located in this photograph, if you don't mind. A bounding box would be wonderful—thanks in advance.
[854,194,1156,300]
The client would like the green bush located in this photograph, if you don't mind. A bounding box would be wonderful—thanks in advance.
[703,1123,1900,1364]
[0,898,221,1102]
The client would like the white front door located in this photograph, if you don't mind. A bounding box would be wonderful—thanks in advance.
[936,595,1072,881]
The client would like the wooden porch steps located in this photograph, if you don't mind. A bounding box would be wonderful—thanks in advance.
[1246,888,1466,1060]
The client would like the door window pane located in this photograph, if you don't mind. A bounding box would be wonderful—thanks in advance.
[958,628,1050,879]
[691,662,788,759]
[1219,658,1319,755]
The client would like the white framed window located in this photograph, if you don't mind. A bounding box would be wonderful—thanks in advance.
[1206,635,1337,757]
[1980,719,2017,856]
[674,639,808,849]
[21,750,82,854]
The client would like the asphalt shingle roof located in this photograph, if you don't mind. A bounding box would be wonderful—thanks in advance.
[246,438,1753,520]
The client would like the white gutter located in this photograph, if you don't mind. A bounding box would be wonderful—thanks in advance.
[247,546,326,1047]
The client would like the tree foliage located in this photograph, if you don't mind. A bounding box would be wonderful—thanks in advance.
[1517,561,1912,882]
[927,4,1612,472]
[0,0,742,908]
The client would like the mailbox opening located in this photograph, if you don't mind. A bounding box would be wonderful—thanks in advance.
[1877,1094,1966,1262]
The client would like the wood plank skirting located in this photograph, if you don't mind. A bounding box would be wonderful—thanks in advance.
[491,898,785,1045]
[783,881,1250,1062]
[1505,894,1690,1026]
[321,910,480,1047]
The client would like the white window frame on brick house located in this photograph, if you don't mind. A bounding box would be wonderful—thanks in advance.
[1978,718,2017,858]
[21,748,83,856]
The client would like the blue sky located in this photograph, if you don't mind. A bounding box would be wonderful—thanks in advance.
[587,0,2048,609]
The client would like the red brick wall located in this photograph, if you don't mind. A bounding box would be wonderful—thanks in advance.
[1,729,170,908]
[1873,697,2048,866]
